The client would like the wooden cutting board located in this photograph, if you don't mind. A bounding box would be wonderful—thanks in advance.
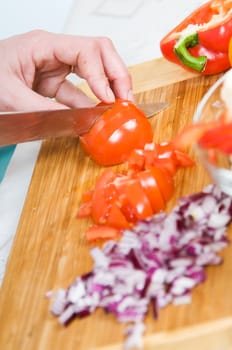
[1,58,232,350]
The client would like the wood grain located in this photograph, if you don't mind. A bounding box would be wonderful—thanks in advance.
[0,58,231,350]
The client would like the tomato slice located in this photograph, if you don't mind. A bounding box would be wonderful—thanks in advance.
[137,169,165,213]
[115,177,153,223]
[77,190,93,217]
[153,142,179,176]
[152,157,177,176]
[81,190,93,202]
[173,149,195,167]
[147,165,174,202]
[80,112,127,164]
[77,201,92,218]
[91,169,117,224]
[85,225,121,242]
[128,143,176,173]
[127,148,145,171]
[106,201,131,229]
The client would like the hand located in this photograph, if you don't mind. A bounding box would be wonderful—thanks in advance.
[0,30,133,111]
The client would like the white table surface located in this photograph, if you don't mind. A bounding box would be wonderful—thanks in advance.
[0,0,207,285]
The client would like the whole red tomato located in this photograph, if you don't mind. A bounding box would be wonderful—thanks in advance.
[79,99,153,166]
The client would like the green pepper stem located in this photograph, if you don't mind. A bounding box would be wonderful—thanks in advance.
[174,33,207,72]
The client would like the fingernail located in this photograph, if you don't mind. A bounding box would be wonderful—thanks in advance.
[106,86,115,102]
[127,89,135,102]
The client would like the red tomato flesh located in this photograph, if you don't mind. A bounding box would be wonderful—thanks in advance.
[91,169,117,224]
[137,169,165,213]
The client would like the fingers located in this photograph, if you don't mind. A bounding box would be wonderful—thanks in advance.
[33,63,96,108]
[50,34,134,103]
[73,37,134,103]
[2,31,134,108]
[96,37,134,101]
[67,39,116,103]
[55,79,96,108]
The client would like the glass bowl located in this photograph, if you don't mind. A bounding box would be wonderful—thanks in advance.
[193,71,232,196]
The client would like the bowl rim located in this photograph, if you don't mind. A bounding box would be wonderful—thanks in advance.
[192,70,232,196]
[193,69,232,124]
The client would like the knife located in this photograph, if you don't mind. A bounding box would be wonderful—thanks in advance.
[0,102,169,146]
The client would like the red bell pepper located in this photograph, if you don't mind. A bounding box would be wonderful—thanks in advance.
[160,0,232,75]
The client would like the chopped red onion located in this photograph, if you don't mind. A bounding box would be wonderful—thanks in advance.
[48,185,232,349]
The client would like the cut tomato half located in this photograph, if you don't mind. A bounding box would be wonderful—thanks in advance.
[80,99,153,166]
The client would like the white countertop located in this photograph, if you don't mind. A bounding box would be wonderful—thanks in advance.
[0,0,207,285]
[0,0,73,40]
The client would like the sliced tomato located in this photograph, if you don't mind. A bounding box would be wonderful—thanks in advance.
[127,144,159,171]
[105,201,130,229]
[80,99,153,166]
[115,177,153,223]
[81,190,93,203]
[172,121,221,151]
[77,140,194,242]
[145,141,194,170]
[85,225,121,242]
[198,122,232,154]
[147,165,174,202]
[156,141,173,152]
[127,148,145,171]
[153,141,193,175]
[128,142,177,175]
[127,142,194,175]
[152,157,177,177]
[173,149,195,167]
[137,169,165,213]
[91,169,117,224]
[77,190,93,217]
[77,201,92,218]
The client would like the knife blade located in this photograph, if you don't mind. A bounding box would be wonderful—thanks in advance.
[0,102,169,146]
